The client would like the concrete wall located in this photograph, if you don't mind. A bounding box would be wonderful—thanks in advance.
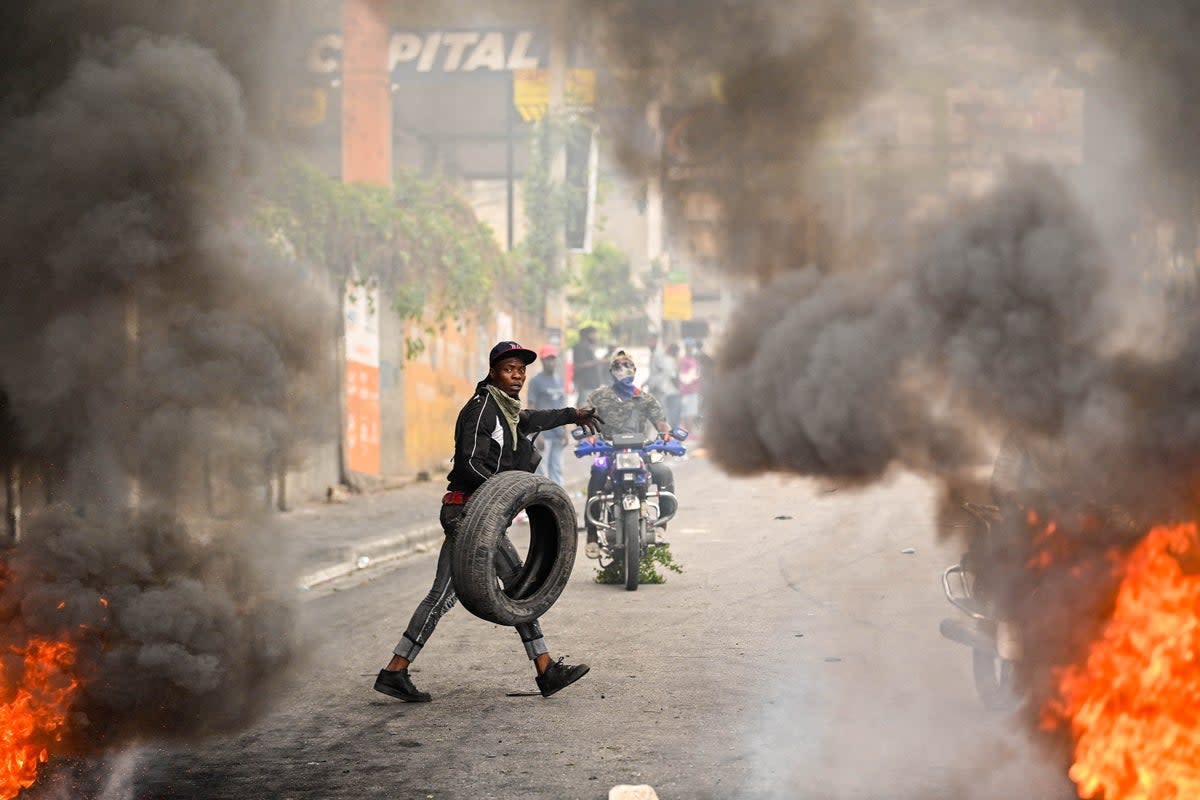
[379,290,408,476]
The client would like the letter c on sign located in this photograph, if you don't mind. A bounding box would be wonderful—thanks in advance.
[308,33,343,75]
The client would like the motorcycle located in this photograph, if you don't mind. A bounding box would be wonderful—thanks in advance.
[939,501,1020,710]
[572,428,687,591]
[940,494,1143,710]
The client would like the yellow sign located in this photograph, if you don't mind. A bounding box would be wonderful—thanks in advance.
[662,283,693,321]
[513,68,596,122]
[285,87,329,128]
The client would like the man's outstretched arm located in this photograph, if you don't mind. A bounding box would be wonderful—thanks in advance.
[522,407,603,435]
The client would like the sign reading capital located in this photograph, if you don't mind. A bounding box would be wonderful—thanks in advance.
[306,29,548,79]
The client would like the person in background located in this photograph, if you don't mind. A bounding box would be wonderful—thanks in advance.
[693,339,715,429]
[528,344,568,487]
[571,326,606,406]
[643,335,677,422]
[645,338,681,429]
[678,340,701,435]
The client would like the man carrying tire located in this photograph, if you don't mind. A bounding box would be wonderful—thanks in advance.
[375,341,603,702]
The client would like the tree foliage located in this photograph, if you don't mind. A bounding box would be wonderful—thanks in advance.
[569,241,648,328]
[516,117,568,314]
[253,160,522,330]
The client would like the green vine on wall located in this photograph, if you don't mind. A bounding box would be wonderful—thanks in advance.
[254,160,523,346]
[569,241,652,329]
[517,116,569,315]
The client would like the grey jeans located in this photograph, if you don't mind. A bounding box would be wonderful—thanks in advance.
[393,503,548,661]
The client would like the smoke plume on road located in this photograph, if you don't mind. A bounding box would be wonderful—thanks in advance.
[584,0,1200,795]
[0,0,327,751]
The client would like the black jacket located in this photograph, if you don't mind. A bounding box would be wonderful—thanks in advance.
[446,380,578,493]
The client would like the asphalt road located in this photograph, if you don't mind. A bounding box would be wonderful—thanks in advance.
[74,457,1080,799]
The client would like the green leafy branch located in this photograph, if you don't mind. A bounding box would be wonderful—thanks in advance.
[595,542,685,585]
[568,241,649,329]
[516,115,571,315]
[253,160,521,349]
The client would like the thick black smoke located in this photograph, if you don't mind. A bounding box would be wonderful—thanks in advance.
[583,0,1200,512]
[0,0,327,750]
[707,162,1115,489]
[1002,0,1200,214]
[582,0,1200,791]
[581,1,875,281]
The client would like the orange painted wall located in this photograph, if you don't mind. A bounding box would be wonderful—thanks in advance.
[402,315,548,473]
[402,322,476,473]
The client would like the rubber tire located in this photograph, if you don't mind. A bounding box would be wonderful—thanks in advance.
[623,507,641,591]
[450,471,578,626]
[972,646,1018,711]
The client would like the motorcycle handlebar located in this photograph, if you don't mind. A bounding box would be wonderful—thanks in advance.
[573,439,687,458]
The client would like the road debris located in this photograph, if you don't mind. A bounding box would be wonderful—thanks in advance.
[609,786,659,800]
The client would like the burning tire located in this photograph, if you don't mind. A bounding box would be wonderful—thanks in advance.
[450,472,578,627]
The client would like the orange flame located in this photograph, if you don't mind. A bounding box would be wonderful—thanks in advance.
[0,638,80,799]
[1043,522,1200,799]
[1026,518,1072,571]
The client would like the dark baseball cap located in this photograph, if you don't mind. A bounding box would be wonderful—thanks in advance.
[489,341,537,366]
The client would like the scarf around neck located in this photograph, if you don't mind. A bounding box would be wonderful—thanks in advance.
[612,376,638,400]
[485,383,521,450]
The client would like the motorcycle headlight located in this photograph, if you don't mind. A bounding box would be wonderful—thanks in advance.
[615,452,643,471]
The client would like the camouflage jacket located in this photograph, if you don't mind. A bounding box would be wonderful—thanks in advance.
[585,384,667,439]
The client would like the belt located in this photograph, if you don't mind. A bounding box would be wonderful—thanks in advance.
[442,490,472,506]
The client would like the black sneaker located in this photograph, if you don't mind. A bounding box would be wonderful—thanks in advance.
[535,658,590,698]
[373,668,431,702]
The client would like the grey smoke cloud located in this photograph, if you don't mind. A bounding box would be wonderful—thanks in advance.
[0,0,327,754]
[1000,0,1200,209]
[581,0,1200,789]
[584,0,1200,510]
[707,162,1112,487]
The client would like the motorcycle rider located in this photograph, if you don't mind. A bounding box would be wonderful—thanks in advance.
[374,341,603,702]
[581,350,675,560]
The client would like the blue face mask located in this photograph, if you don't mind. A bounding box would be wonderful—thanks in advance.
[613,374,637,399]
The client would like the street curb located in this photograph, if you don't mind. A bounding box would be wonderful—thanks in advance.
[297,521,445,591]
[295,477,591,592]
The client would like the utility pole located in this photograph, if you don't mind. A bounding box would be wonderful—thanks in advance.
[646,100,666,339]
[544,2,571,334]
[338,0,389,485]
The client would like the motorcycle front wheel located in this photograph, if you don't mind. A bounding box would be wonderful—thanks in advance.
[623,507,641,591]
[972,646,1017,711]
